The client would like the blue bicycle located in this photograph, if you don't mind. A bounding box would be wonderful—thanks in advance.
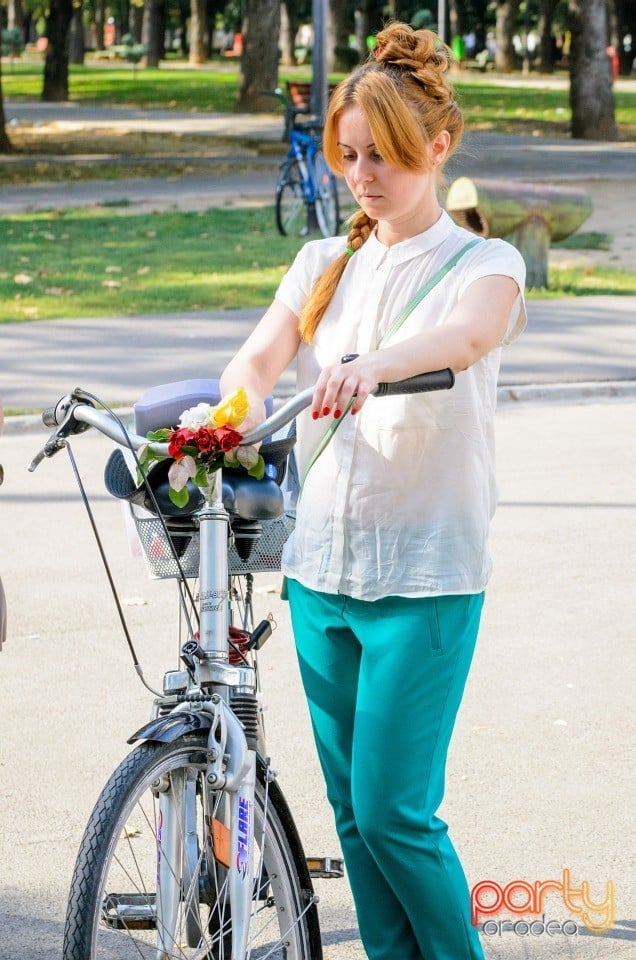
[269,87,340,239]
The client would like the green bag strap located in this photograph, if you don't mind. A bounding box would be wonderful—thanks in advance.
[299,237,483,491]
[378,238,481,348]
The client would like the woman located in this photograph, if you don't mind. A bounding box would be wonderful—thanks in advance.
[221,23,526,960]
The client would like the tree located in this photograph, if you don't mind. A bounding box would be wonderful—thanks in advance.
[568,0,617,139]
[189,0,207,63]
[42,0,74,102]
[494,0,520,71]
[537,0,558,72]
[236,0,280,112]
[328,0,355,71]
[142,0,165,66]
[69,2,86,65]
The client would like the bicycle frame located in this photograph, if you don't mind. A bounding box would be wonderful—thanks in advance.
[288,129,321,205]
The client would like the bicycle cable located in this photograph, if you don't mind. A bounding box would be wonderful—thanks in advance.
[64,441,163,698]
[73,389,200,626]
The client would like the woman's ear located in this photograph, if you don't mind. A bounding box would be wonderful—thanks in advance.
[430,130,451,167]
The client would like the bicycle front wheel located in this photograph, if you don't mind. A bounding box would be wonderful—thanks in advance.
[312,150,340,238]
[63,735,319,959]
[275,160,308,238]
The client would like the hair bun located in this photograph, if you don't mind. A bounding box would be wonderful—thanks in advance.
[374,23,451,90]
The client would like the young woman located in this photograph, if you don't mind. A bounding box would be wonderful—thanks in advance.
[221,23,526,960]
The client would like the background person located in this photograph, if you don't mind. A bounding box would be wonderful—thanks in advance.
[221,22,526,960]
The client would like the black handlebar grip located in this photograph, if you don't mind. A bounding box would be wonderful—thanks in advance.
[373,369,455,397]
[42,406,58,427]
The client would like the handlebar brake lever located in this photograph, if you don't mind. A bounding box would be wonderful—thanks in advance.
[28,393,94,472]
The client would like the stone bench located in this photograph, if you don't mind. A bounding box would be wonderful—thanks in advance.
[445,177,593,288]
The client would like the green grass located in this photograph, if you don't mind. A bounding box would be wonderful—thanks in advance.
[0,206,306,321]
[527,266,636,296]
[3,61,635,138]
[1,205,634,323]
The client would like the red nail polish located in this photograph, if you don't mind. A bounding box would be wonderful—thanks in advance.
[334,409,342,418]
[322,407,330,416]
[312,411,319,420]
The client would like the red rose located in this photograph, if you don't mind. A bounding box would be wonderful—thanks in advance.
[214,425,243,452]
[168,428,194,459]
[193,426,218,455]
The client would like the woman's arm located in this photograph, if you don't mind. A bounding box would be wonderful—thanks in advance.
[312,274,521,417]
[220,298,302,428]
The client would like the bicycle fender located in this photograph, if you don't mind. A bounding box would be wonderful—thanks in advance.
[127,711,212,745]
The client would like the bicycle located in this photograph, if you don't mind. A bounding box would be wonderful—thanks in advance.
[29,365,454,960]
[266,87,340,240]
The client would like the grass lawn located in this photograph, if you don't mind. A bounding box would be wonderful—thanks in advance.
[0,206,305,322]
[1,206,634,324]
[2,60,635,139]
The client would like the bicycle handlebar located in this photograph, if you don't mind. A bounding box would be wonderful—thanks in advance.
[29,368,454,469]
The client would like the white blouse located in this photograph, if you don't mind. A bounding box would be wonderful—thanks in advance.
[276,210,527,600]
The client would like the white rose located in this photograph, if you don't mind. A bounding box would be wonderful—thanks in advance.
[178,403,213,430]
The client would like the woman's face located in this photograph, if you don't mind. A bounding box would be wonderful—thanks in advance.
[336,105,448,243]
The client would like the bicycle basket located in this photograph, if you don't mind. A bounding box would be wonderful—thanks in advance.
[130,503,296,580]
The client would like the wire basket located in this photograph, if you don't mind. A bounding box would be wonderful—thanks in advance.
[130,504,295,580]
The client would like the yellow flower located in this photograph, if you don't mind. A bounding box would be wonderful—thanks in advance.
[210,386,250,428]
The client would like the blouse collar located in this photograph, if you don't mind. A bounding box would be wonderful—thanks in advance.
[359,209,455,269]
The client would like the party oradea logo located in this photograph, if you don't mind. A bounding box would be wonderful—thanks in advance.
[471,868,615,937]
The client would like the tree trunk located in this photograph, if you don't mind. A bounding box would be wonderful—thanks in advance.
[189,0,207,63]
[0,58,14,153]
[494,0,520,72]
[95,0,106,50]
[449,0,467,42]
[280,0,298,66]
[568,0,618,139]
[130,1,144,42]
[7,0,24,31]
[328,0,352,72]
[537,0,557,72]
[42,0,73,102]
[142,0,164,66]
[236,0,280,112]
[69,4,85,65]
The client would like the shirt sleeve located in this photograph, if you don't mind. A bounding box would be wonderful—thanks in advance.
[457,237,527,345]
[275,237,349,317]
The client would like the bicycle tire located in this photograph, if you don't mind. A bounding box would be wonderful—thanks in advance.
[312,150,340,238]
[275,160,309,238]
[63,735,321,959]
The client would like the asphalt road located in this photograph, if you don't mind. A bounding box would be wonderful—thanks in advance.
[0,396,634,959]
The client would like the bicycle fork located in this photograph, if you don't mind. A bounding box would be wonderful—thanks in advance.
[155,472,259,959]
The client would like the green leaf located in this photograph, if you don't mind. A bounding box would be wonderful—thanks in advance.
[169,486,189,509]
[194,464,209,487]
[247,455,265,480]
[146,428,172,441]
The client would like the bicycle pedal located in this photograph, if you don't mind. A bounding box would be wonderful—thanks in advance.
[102,893,157,930]
[306,856,345,879]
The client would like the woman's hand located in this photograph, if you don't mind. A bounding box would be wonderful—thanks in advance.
[311,356,379,420]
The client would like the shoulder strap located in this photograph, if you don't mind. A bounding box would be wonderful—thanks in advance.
[299,236,482,493]
[378,238,482,348]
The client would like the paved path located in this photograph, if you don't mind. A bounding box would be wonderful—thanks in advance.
[2,296,636,422]
[1,398,634,959]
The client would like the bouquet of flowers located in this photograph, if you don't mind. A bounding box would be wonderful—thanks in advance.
[139,386,265,508]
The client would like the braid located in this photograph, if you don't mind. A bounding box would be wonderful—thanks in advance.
[298,210,376,344]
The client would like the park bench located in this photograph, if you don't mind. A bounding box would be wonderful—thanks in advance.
[445,176,592,288]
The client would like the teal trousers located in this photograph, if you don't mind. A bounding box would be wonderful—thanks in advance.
[287,580,486,960]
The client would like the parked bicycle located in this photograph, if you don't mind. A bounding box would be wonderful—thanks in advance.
[29,366,454,959]
[266,87,340,240]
